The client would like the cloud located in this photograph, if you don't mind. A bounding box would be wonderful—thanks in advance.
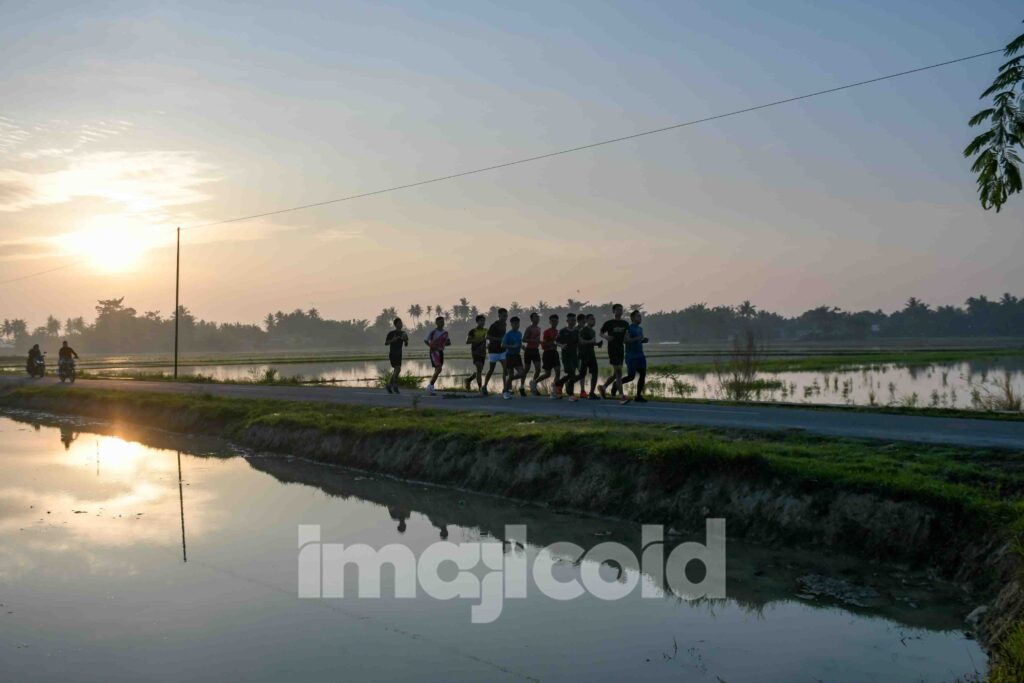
[0,116,134,159]
[0,150,219,213]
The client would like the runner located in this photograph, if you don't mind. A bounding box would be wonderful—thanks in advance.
[482,308,508,396]
[577,313,601,399]
[598,303,630,399]
[463,314,488,394]
[383,317,409,394]
[501,316,526,399]
[620,309,649,404]
[522,312,543,396]
[531,314,561,396]
[554,313,580,401]
[423,316,450,396]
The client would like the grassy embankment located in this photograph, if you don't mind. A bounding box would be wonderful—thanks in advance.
[2,383,1023,675]
[3,384,1023,535]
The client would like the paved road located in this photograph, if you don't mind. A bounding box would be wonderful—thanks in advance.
[5,376,1024,449]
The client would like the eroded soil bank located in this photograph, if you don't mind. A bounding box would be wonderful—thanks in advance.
[2,385,1021,676]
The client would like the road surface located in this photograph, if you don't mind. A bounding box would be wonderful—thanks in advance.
[4,376,1024,449]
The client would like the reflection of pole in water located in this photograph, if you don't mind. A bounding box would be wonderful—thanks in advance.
[177,450,187,563]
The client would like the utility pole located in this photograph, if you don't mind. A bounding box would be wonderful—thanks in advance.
[174,227,180,379]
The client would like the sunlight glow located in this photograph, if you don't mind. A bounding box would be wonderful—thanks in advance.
[61,217,167,273]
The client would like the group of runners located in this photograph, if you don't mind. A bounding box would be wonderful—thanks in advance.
[384,303,648,404]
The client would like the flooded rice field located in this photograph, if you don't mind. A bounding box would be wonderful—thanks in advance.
[0,413,985,682]
[92,354,1024,411]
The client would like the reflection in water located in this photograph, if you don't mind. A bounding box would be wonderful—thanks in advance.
[0,412,987,683]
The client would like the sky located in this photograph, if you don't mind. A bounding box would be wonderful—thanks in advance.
[0,0,1021,327]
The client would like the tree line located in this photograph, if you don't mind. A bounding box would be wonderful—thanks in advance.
[3,294,1024,354]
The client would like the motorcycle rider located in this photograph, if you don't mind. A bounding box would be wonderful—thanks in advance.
[58,341,79,363]
[26,344,43,375]
[58,341,79,377]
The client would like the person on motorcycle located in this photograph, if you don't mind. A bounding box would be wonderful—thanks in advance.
[58,341,79,363]
[26,344,43,375]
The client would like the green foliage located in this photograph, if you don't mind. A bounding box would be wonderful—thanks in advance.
[966,22,1024,211]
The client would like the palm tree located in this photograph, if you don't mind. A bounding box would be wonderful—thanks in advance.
[45,315,61,336]
[263,313,276,331]
[965,23,1024,211]
[408,304,422,327]
[1,319,12,340]
[737,300,756,319]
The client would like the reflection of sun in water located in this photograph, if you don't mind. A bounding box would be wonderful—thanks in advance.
[63,217,161,273]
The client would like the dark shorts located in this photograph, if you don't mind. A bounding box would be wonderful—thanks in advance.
[626,355,647,375]
[578,354,598,376]
[506,354,523,371]
[561,352,578,374]
[608,346,624,367]
[430,350,444,369]
[389,356,402,369]
[471,352,485,367]
[524,348,541,364]
[542,349,560,371]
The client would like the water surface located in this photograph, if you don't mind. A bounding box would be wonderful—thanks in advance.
[0,414,986,682]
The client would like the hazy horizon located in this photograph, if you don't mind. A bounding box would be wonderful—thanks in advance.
[2,1,1022,326]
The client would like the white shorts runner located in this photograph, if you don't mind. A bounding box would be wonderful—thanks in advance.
[487,351,507,363]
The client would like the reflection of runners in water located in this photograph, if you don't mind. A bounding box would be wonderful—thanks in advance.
[522,312,542,396]
[482,308,508,396]
[621,309,649,404]
[464,315,488,393]
[501,317,525,399]
[599,304,629,399]
[423,317,450,395]
[384,318,409,393]
[577,314,601,399]
[533,314,561,396]
[554,313,580,401]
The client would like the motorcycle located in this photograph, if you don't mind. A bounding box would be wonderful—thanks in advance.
[26,353,46,378]
[58,357,76,383]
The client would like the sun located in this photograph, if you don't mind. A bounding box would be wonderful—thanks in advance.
[63,217,159,273]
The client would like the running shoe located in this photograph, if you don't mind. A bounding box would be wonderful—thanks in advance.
[598,385,607,400]
[568,396,578,402]
[579,391,588,399]
[464,376,473,391]
[635,396,648,403]
[519,387,527,397]
[385,384,393,394]
[530,380,540,396]
[588,393,600,400]
[502,391,512,400]
[427,384,436,396]
[481,388,489,397]
[619,397,632,405]
[393,385,400,394]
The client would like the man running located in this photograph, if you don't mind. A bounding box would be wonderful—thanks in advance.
[621,309,649,404]
[383,318,408,393]
[599,304,630,399]
[424,316,451,396]
[522,312,543,396]
[482,308,508,396]
[531,314,561,395]
[554,313,580,401]
[501,316,526,399]
[577,314,601,399]
[464,314,488,394]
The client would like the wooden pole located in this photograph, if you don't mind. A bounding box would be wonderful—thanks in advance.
[174,227,180,379]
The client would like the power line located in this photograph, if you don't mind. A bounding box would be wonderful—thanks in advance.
[0,47,1003,286]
